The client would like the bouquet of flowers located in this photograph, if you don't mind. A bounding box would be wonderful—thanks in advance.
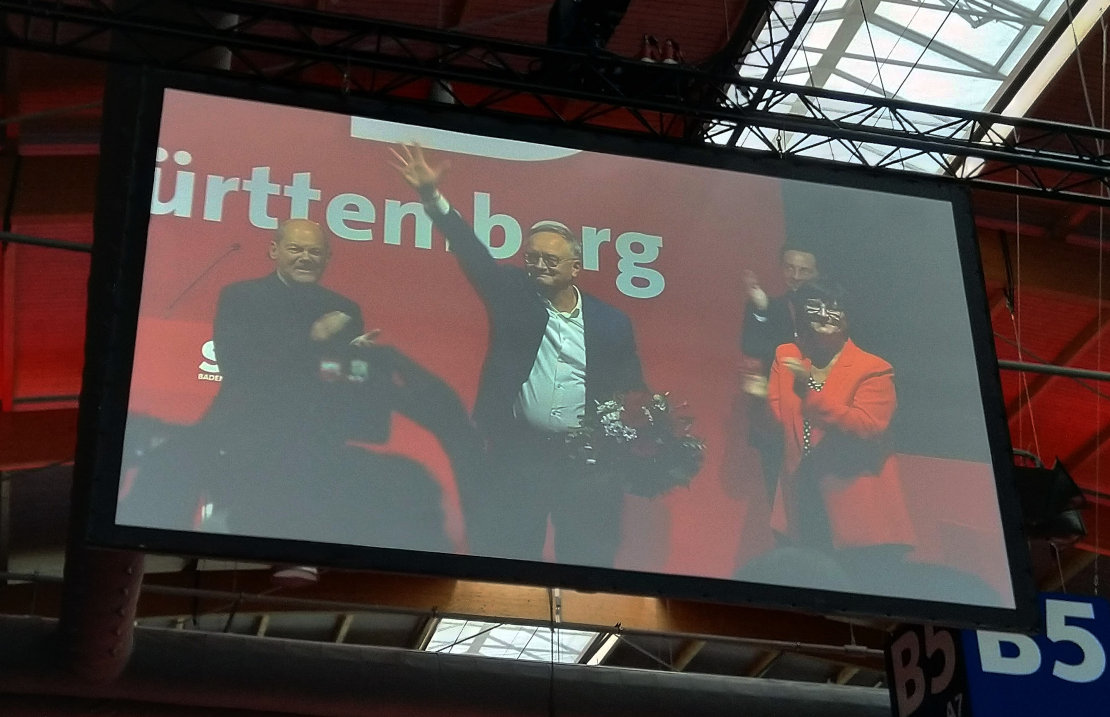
[565,391,705,498]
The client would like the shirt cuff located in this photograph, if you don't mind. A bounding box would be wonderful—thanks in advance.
[420,188,450,216]
[432,193,450,215]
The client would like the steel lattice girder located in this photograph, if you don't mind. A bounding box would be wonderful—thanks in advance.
[3,0,1110,205]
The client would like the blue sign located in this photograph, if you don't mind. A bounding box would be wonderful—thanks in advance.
[962,593,1108,714]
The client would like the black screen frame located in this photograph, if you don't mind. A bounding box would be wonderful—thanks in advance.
[79,64,1037,631]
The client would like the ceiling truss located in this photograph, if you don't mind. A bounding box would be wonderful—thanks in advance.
[1,0,1110,205]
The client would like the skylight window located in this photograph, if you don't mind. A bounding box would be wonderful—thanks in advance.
[717,0,1077,172]
[425,618,600,663]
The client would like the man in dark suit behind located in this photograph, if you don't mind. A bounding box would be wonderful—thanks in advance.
[393,144,645,566]
[740,245,819,500]
[740,245,820,379]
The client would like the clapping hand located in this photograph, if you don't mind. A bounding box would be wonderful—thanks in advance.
[310,311,352,342]
[350,328,382,348]
[781,357,808,378]
[782,356,811,394]
[743,269,769,313]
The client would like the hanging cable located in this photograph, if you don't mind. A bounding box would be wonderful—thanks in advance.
[853,0,901,167]
[1052,542,1068,592]
[548,586,556,717]
[1095,12,1106,597]
[856,0,889,98]
[889,1,958,99]
[1061,0,1105,596]
[1009,182,1043,457]
[1064,0,1103,135]
[791,0,836,159]
[870,0,923,89]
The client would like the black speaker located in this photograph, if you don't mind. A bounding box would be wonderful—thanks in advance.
[1012,458,1088,544]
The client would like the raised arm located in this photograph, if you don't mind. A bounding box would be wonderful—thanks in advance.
[390,143,516,303]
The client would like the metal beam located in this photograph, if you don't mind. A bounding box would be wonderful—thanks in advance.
[0,616,894,717]
[0,568,894,659]
[1,1,1110,204]
[1005,315,1110,415]
[867,12,1002,79]
[0,230,92,253]
[998,359,1110,382]
[739,0,823,109]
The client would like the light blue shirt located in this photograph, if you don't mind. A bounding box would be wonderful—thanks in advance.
[513,288,587,432]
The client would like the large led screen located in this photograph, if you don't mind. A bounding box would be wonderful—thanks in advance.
[88,75,1032,626]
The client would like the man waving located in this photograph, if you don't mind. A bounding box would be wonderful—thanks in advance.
[393,144,645,566]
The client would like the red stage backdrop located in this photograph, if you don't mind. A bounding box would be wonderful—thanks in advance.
[116,89,1016,611]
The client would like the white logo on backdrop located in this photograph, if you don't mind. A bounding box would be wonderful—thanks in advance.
[349,117,582,161]
[198,340,221,382]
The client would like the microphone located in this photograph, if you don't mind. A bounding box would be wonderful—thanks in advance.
[163,243,241,317]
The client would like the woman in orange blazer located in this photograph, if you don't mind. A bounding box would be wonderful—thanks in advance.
[767,282,916,559]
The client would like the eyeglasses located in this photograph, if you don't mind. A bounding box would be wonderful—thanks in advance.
[523,251,577,269]
[803,298,845,323]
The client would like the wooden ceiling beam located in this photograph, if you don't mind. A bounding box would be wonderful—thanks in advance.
[1037,546,1097,592]
[0,568,893,652]
[333,612,354,644]
[975,218,1046,238]
[1005,312,1110,415]
[0,407,78,470]
[671,638,705,671]
[835,665,860,685]
[978,227,1110,302]
[444,0,470,30]
[0,478,10,574]
[1046,204,1096,242]
[1,49,18,150]
[455,0,542,34]
[744,649,781,677]
[409,614,438,650]
[1063,428,1110,473]
[1,234,15,411]
[1076,496,1110,557]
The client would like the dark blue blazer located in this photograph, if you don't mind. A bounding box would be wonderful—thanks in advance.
[434,209,645,439]
[204,273,378,447]
[741,293,796,375]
